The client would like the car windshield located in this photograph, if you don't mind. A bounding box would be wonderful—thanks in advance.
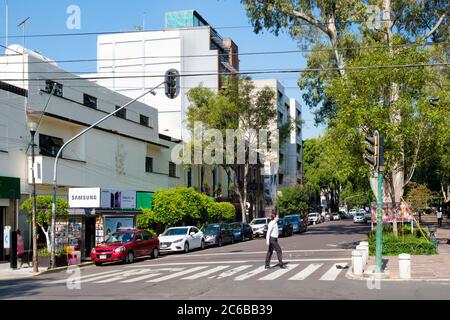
[277,219,284,225]
[309,213,317,217]
[105,232,134,243]
[229,223,240,229]
[203,225,220,232]
[251,219,267,225]
[162,228,188,236]
[355,213,364,217]
[286,216,299,223]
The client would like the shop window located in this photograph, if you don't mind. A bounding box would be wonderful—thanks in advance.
[39,133,64,157]
[83,93,97,109]
[115,106,126,119]
[145,157,153,173]
[169,161,177,177]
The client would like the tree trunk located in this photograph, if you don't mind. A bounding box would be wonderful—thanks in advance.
[40,225,51,253]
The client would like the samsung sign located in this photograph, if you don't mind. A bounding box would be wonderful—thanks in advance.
[69,188,136,209]
[69,188,101,208]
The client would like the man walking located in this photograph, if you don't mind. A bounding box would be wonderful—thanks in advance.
[437,208,443,227]
[265,212,286,269]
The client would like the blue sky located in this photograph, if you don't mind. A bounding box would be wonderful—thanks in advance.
[1,0,325,139]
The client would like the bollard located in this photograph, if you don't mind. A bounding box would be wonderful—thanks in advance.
[352,250,363,276]
[399,253,411,279]
[356,245,367,266]
[360,241,369,265]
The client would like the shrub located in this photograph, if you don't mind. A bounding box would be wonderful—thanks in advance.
[368,232,436,256]
[38,247,67,256]
[210,202,235,222]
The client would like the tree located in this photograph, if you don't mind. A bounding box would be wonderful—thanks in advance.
[276,184,310,217]
[187,77,293,222]
[209,202,236,222]
[241,0,449,235]
[406,182,436,211]
[20,195,68,252]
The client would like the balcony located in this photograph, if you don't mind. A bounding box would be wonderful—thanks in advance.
[28,155,87,186]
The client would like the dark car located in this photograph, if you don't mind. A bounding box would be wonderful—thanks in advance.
[229,222,253,241]
[202,223,234,247]
[263,218,294,237]
[90,229,159,266]
[285,214,308,233]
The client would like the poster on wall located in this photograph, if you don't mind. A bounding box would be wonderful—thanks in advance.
[104,217,134,238]
[100,189,136,209]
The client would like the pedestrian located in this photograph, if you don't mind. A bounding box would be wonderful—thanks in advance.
[265,212,286,269]
[17,229,29,268]
[437,208,443,227]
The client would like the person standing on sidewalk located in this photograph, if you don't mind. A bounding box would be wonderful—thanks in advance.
[437,208,443,227]
[265,212,286,269]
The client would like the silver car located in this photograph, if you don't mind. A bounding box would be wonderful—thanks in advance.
[250,218,270,237]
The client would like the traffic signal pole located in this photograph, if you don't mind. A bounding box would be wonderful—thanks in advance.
[375,169,383,273]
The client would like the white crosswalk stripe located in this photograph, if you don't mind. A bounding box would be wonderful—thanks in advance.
[319,263,348,281]
[182,265,230,280]
[46,269,121,284]
[209,265,253,279]
[258,264,299,280]
[288,263,323,280]
[93,269,151,283]
[147,266,208,283]
[234,265,267,281]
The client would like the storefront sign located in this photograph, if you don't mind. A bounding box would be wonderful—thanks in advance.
[69,188,101,208]
[100,189,136,209]
[3,226,11,249]
[0,176,20,199]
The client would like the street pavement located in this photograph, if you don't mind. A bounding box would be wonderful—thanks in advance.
[1,219,449,300]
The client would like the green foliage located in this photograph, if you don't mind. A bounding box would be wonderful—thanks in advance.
[406,182,436,210]
[210,202,236,222]
[368,232,436,256]
[276,184,310,217]
[136,209,161,235]
[38,247,67,257]
[20,195,68,227]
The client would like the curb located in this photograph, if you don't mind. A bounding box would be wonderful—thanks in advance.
[0,262,94,281]
[345,267,450,282]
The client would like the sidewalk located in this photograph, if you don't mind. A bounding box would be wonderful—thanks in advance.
[349,223,450,281]
[0,262,47,281]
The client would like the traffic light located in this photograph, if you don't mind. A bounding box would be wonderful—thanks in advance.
[165,69,179,99]
[364,130,383,170]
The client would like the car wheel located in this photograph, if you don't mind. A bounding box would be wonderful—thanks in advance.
[125,251,134,264]
[151,247,159,259]
[95,262,102,267]
[201,239,205,250]
[184,242,190,253]
[218,238,223,247]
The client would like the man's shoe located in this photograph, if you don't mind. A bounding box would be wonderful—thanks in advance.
[279,264,287,269]
[265,265,271,269]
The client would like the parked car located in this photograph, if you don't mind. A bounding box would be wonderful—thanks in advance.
[229,222,253,241]
[263,217,293,237]
[285,214,308,233]
[158,226,205,253]
[324,213,332,222]
[363,211,372,223]
[90,229,159,266]
[353,212,365,223]
[250,217,270,237]
[332,212,341,221]
[202,223,234,247]
[308,212,321,225]
[349,209,358,218]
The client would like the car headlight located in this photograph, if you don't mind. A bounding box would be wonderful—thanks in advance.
[173,238,185,243]
[114,246,125,253]
[91,248,96,254]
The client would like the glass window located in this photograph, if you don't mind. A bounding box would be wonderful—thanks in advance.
[105,232,135,243]
[145,157,153,173]
[39,133,64,157]
[45,80,63,97]
[136,232,143,241]
[115,106,126,119]
[83,94,97,109]
[169,162,177,177]
[143,231,152,240]
[162,228,188,236]
[140,115,149,126]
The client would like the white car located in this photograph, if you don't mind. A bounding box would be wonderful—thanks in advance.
[250,218,270,237]
[349,209,358,217]
[158,226,205,253]
[332,212,341,220]
[308,212,320,224]
[353,212,365,223]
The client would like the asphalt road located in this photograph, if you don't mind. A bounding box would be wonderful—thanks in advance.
[1,219,449,300]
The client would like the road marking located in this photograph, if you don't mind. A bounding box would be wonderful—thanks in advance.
[120,273,162,283]
[147,266,208,283]
[319,263,348,281]
[182,265,230,280]
[46,269,122,284]
[288,263,323,280]
[258,264,299,280]
[75,270,138,283]
[93,269,152,283]
[163,249,352,258]
[234,266,267,281]
[209,265,253,279]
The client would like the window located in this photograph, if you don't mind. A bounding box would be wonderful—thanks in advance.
[135,233,143,242]
[145,157,153,173]
[0,81,28,97]
[140,115,149,127]
[187,168,192,187]
[278,174,284,185]
[278,111,283,123]
[277,90,283,101]
[39,134,64,157]
[169,162,177,177]
[143,231,152,240]
[279,153,284,164]
[115,106,126,119]
[297,144,301,154]
[45,80,63,97]
[83,94,97,109]
[297,161,302,171]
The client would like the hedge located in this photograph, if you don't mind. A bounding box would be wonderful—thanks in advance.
[368,232,436,256]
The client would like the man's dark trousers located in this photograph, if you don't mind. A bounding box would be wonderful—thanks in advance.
[265,237,283,267]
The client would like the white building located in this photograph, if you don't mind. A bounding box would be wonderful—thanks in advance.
[0,46,186,260]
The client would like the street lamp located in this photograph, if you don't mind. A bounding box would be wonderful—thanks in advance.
[49,82,165,268]
[27,120,39,273]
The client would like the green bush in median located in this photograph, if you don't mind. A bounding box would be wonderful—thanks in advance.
[368,232,436,256]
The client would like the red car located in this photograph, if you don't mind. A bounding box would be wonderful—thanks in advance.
[90,229,159,266]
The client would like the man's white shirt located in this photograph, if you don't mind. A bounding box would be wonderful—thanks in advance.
[437,211,442,218]
[266,220,279,241]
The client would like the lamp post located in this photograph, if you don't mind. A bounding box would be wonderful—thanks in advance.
[49,82,164,268]
[28,120,39,273]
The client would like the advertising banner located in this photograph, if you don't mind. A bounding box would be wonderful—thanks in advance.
[100,189,136,209]
[68,188,101,208]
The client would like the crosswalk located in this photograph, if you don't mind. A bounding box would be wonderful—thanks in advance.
[46,261,350,285]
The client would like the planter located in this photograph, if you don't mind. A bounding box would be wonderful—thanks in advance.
[37,255,68,268]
